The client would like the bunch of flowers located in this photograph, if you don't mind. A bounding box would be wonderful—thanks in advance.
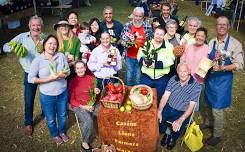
[214,49,231,66]
[122,32,137,47]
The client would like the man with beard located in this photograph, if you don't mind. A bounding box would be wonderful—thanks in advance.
[100,6,124,54]
[152,2,181,33]
[121,7,153,86]
[202,16,244,146]
[3,15,43,136]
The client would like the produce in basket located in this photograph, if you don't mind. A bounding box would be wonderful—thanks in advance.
[129,85,153,110]
[102,82,124,103]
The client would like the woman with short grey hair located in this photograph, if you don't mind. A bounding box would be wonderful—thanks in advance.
[164,19,181,47]
[180,16,202,47]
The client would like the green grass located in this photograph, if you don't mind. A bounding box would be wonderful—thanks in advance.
[0,0,245,152]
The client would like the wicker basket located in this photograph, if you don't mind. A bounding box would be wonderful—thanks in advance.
[173,45,185,57]
[129,85,153,110]
[100,76,126,109]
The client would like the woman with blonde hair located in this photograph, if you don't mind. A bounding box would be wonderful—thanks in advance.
[54,20,80,66]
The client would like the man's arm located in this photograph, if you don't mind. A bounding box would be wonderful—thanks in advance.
[172,101,196,132]
[157,91,171,123]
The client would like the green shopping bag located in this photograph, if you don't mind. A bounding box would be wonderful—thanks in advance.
[184,121,203,152]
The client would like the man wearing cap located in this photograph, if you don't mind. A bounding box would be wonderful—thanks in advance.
[100,6,123,54]
[3,15,44,136]
[121,7,153,86]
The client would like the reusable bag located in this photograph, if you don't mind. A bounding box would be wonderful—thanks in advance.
[184,121,203,152]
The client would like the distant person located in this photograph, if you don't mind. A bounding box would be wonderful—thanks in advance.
[3,15,44,136]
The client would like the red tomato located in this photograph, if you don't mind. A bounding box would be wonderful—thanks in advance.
[116,84,124,93]
[140,88,148,95]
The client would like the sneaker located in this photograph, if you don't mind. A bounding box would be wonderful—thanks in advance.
[60,133,69,142]
[53,136,63,145]
[206,136,222,146]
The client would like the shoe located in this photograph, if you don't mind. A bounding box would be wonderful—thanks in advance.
[199,123,213,130]
[24,125,33,136]
[206,136,222,146]
[53,136,63,145]
[160,134,170,147]
[166,135,176,150]
[60,133,69,142]
[81,143,93,152]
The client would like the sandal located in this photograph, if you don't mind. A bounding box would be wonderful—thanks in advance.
[60,133,69,142]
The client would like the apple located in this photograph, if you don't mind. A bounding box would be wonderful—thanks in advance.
[125,105,132,112]
[120,106,125,112]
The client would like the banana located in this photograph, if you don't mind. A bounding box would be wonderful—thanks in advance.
[62,65,69,74]
[16,47,22,57]
[14,43,22,54]
[22,47,28,57]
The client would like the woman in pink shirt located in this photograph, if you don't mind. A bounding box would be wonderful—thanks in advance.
[181,27,209,84]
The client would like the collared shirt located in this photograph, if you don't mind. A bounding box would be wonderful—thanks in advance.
[208,34,244,70]
[180,33,196,47]
[28,52,70,96]
[121,20,153,48]
[87,45,122,79]
[166,75,202,111]
[3,32,39,73]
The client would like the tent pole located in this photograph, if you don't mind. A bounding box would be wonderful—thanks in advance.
[231,0,238,28]
[33,0,37,15]
[236,0,244,32]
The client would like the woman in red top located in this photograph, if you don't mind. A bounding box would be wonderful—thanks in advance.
[68,60,100,152]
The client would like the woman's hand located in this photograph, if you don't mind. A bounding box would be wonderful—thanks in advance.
[57,71,67,79]
[80,105,94,112]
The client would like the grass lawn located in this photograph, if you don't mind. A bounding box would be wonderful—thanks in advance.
[0,0,244,152]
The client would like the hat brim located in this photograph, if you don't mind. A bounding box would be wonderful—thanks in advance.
[54,24,74,30]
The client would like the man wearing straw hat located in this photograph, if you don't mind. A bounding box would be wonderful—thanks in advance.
[158,63,202,150]
[202,16,244,146]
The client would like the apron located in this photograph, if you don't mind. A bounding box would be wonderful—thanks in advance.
[205,35,233,109]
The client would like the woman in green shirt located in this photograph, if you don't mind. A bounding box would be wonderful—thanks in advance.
[54,20,80,66]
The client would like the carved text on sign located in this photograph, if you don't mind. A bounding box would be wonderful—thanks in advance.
[116,121,137,127]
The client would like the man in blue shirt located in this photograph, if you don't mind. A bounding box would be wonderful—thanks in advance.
[100,6,124,54]
[158,63,202,150]
[3,15,43,136]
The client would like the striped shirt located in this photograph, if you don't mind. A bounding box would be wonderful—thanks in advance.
[166,75,202,111]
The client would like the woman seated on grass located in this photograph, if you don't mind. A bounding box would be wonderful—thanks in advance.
[28,34,70,145]
[68,60,100,152]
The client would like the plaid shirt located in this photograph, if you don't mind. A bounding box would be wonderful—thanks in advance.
[120,21,153,48]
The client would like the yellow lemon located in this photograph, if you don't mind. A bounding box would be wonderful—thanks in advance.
[125,105,132,112]
[120,106,125,112]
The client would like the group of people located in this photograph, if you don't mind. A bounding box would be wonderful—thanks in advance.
[3,1,244,151]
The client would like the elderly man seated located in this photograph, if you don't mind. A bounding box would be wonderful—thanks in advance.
[157,63,202,150]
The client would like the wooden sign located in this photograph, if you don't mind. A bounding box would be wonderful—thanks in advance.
[98,88,159,152]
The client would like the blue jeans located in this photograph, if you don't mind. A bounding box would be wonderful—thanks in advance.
[159,104,190,141]
[140,74,168,106]
[40,89,68,137]
[126,57,141,86]
[24,72,37,126]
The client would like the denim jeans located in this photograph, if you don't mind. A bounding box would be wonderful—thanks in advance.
[159,104,190,141]
[126,57,141,86]
[140,74,168,106]
[24,72,37,126]
[73,103,100,143]
[40,89,68,137]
